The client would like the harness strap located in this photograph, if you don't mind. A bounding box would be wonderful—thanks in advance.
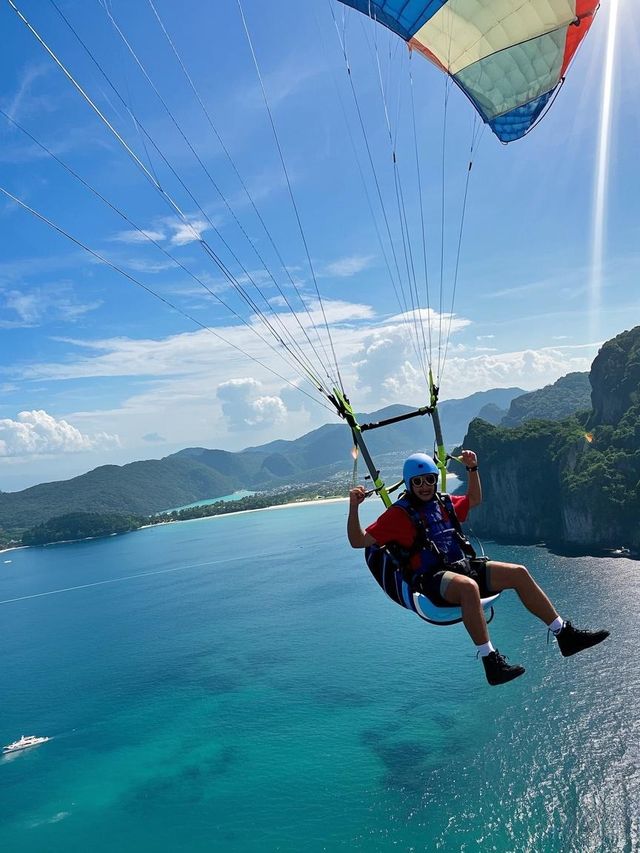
[393,493,476,587]
[435,493,477,560]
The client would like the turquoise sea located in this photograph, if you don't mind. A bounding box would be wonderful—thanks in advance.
[1,500,638,852]
[165,490,257,513]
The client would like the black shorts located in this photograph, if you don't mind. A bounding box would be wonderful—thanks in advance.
[413,557,493,607]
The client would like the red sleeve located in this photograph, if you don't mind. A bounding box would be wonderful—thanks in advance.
[451,494,470,523]
[366,506,415,548]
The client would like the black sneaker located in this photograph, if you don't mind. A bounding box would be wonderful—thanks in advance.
[481,650,525,686]
[555,622,610,657]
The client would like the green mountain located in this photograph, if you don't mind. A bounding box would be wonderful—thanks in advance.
[1,388,523,537]
[500,372,591,427]
[453,327,640,553]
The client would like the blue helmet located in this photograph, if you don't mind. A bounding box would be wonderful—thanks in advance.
[403,453,439,492]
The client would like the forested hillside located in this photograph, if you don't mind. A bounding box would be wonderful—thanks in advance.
[453,327,640,553]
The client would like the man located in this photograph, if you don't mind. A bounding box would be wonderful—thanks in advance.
[347,451,609,686]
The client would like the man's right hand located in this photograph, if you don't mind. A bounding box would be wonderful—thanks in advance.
[349,485,367,507]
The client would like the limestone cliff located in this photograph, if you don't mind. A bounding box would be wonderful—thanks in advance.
[588,326,640,428]
[454,326,640,554]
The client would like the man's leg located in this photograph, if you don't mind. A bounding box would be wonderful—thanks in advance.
[487,561,558,624]
[441,574,489,644]
[486,561,610,657]
[442,574,525,686]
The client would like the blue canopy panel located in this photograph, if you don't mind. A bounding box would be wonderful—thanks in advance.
[488,91,556,143]
[336,0,446,41]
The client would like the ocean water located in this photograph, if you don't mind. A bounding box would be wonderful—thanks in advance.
[164,489,256,513]
[0,500,638,852]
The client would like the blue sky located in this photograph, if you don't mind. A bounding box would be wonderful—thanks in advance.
[0,0,637,491]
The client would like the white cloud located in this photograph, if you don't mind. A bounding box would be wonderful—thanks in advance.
[15,295,375,384]
[436,345,598,399]
[112,228,166,244]
[5,299,601,465]
[245,54,322,111]
[216,378,287,431]
[124,258,176,274]
[323,255,375,278]
[3,64,51,123]
[0,286,101,328]
[168,218,209,246]
[0,410,120,458]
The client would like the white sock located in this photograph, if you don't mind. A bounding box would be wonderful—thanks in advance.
[476,641,495,658]
[548,616,564,635]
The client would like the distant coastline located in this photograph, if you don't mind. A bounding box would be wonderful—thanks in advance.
[141,495,348,529]
[2,494,637,560]
[1,494,350,551]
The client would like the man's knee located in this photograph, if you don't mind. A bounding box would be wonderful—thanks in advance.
[503,564,531,589]
[445,575,480,604]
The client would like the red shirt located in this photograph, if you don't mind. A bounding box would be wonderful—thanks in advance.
[366,494,470,568]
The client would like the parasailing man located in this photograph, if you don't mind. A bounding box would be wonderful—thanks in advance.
[347,451,609,686]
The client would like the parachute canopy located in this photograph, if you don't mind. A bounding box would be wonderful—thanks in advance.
[337,1,598,142]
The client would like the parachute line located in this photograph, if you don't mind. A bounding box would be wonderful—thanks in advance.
[329,1,414,331]
[368,23,428,380]
[408,49,434,373]
[93,0,334,390]
[142,0,332,379]
[317,3,402,328]
[0,186,334,414]
[32,0,337,398]
[441,118,485,380]
[236,0,344,394]
[0,108,330,400]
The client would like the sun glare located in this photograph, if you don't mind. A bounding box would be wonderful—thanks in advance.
[589,0,621,342]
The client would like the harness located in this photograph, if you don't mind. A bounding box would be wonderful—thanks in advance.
[364,492,476,612]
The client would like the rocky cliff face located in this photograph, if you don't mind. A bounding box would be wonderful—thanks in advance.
[456,326,640,554]
[588,327,640,427]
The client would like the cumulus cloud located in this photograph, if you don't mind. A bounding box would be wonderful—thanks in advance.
[216,378,287,431]
[437,345,597,399]
[354,331,424,401]
[0,410,120,458]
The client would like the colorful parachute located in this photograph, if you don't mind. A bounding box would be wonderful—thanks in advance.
[337,1,599,142]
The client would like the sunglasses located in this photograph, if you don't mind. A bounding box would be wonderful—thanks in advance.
[410,474,438,487]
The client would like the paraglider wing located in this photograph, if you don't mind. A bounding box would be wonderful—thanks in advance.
[336,1,599,142]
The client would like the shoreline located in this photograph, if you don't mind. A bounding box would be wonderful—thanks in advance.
[140,496,349,529]
[3,496,351,550]
[5,496,638,560]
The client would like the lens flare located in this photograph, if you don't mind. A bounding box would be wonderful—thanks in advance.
[590,0,621,341]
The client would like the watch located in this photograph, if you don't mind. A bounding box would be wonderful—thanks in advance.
[466,465,478,472]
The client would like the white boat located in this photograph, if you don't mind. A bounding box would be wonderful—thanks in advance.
[610,547,631,557]
[3,735,50,754]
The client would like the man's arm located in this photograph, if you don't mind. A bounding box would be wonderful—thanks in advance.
[460,449,482,509]
[347,486,377,548]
